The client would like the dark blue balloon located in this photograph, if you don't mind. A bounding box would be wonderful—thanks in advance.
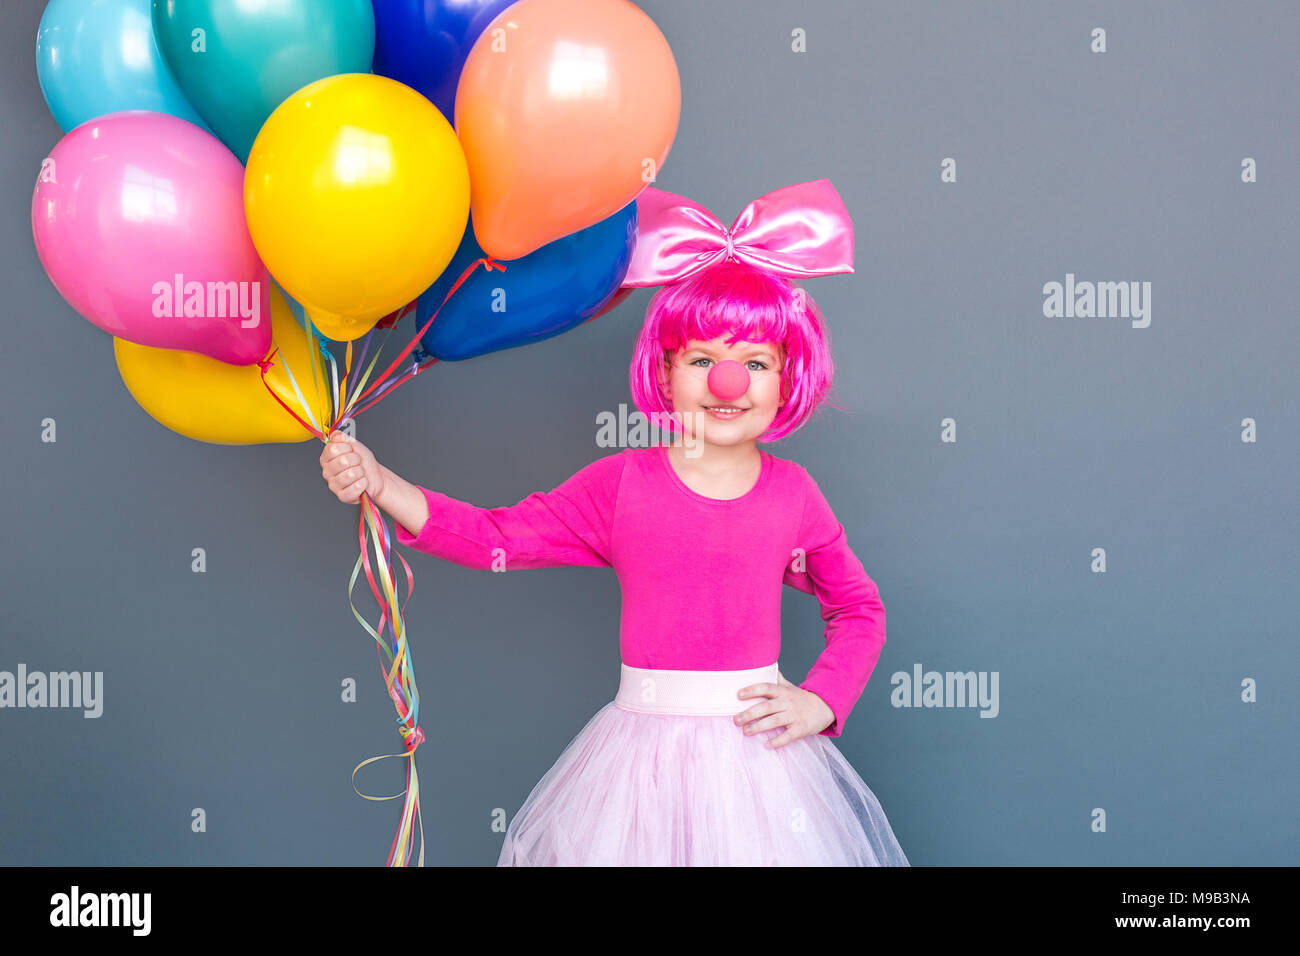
[370,0,516,121]
[418,203,638,362]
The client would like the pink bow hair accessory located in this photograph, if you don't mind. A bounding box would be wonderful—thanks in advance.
[620,178,854,288]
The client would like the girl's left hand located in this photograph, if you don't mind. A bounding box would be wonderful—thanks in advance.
[734,669,835,748]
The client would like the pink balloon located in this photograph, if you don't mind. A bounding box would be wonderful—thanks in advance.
[31,111,271,365]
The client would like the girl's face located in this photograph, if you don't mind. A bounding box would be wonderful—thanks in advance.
[660,336,786,447]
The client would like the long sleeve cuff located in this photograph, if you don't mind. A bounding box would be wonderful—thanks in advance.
[799,678,847,738]
[392,486,477,562]
[392,486,498,568]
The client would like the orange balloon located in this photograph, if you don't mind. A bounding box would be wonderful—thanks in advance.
[456,0,680,260]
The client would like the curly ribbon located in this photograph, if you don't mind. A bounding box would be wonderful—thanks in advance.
[257,257,505,866]
[347,492,424,866]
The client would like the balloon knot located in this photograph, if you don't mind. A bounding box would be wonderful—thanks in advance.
[374,308,402,330]
[403,725,425,754]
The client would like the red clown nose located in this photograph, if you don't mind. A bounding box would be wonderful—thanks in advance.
[707,360,750,402]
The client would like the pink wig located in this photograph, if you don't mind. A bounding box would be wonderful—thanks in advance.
[628,259,839,443]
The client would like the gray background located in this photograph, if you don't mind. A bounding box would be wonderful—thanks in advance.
[2,0,1297,865]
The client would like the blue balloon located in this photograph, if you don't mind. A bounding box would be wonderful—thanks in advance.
[418,203,638,362]
[36,0,213,135]
[370,0,516,122]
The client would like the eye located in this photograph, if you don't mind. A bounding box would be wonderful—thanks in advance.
[746,360,768,372]
[689,357,713,368]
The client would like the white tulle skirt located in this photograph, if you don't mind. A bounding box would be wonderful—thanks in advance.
[497,662,909,866]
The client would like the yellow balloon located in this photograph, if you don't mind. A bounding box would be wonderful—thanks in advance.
[244,73,471,342]
[114,284,332,445]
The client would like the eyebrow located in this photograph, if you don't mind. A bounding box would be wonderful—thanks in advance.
[682,345,779,361]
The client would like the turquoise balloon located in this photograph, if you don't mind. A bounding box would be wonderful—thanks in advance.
[36,0,213,134]
[152,0,376,163]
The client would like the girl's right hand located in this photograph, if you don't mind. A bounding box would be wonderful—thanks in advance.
[320,431,387,504]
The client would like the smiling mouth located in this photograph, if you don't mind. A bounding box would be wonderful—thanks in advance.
[702,405,748,416]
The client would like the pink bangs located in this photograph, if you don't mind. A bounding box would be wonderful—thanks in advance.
[628,259,837,443]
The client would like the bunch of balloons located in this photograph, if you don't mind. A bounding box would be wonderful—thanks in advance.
[32,0,680,444]
[29,0,680,867]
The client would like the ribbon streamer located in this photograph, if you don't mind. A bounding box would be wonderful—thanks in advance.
[258,258,504,866]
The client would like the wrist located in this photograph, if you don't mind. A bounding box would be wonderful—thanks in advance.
[801,686,836,732]
[372,464,400,511]
[374,466,428,535]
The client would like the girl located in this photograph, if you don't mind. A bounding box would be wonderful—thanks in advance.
[320,180,909,866]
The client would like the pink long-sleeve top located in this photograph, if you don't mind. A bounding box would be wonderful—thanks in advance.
[394,444,887,737]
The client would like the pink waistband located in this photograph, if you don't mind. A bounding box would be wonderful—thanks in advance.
[614,662,780,716]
